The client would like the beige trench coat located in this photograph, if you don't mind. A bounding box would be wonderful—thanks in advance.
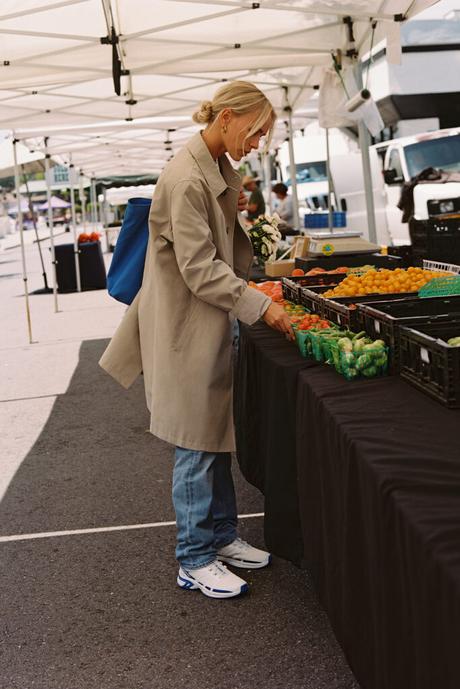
[99,132,271,452]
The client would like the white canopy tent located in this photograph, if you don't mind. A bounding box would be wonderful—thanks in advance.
[0,0,440,342]
[0,137,46,177]
[0,0,437,129]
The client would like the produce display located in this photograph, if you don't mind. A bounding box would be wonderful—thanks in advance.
[249,280,284,303]
[323,267,443,298]
[284,302,330,330]
[331,332,388,380]
[279,297,389,379]
[291,266,348,277]
[78,231,101,244]
[249,259,460,402]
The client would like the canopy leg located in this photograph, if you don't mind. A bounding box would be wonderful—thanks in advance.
[13,138,33,344]
[69,161,82,292]
[44,137,59,310]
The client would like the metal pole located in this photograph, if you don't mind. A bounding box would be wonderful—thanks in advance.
[44,137,59,312]
[355,62,378,244]
[93,178,99,225]
[22,169,51,294]
[325,128,334,234]
[284,89,300,230]
[13,138,33,344]
[69,161,82,292]
[102,187,110,253]
[90,178,96,227]
[79,173,87,230]
[263,152,273,215]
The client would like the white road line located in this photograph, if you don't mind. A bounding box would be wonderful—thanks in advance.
[0,513,265,544]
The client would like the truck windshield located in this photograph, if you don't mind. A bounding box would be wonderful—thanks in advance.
[287,160,327,185]
[405,135,460,178]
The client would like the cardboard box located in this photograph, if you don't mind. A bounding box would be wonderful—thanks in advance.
[290,236,310,258]
[265,259,296,277]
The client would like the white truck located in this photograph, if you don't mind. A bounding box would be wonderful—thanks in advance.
[330,126,460,246]
[280,126,460,246]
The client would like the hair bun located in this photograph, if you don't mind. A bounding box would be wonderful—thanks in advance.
[192,100,214,124]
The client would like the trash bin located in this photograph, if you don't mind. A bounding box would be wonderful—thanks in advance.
[53,241,107,292]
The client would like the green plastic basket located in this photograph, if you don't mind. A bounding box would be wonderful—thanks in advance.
[419,275,460,298]
[329,340,389,380]
[308,330,324,362]
[294,328,313,358]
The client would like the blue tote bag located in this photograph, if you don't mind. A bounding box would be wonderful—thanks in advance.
[107,197,151,305]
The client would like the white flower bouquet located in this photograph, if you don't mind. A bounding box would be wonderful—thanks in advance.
[247,213,282,266]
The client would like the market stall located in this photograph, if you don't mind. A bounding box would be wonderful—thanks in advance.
[235,318,460,689]
[236,258,460,689]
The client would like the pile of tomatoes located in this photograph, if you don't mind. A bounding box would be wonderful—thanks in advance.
[284,303,330,331]
[248,280,284,303]
[78,231,101,244]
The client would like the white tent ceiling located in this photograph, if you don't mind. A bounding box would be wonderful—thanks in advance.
[0,0,439,176]
[0,137,47,176]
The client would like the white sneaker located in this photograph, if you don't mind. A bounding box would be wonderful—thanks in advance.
[177,560,249,599]
[217,538,271,569]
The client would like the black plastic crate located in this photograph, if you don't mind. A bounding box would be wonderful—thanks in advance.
[300,286,417,327]
[409,217,460,266]
[299,285,330,314]
[320,291,416,331]
[399,320,460,408]
[281,278,301,303]
[295,252,402,272]
[281,273,346,303]
[358,296,460,372]
[387,245,413,268]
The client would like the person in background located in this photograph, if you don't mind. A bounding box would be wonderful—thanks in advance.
[272,182,297,236]
[242,175,265,221]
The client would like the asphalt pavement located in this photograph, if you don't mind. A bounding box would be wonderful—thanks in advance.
[0,228,360,689]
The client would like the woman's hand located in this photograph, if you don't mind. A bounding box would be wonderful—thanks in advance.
[262,302,295,341]
[238,188,248,212]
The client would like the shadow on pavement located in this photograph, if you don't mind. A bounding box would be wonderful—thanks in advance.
[0,338,360,689]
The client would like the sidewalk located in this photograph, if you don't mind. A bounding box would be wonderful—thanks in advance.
[0,224,68,252]
[0,234,360,689]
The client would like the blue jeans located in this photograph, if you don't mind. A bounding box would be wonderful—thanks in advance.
[172,448,238,569]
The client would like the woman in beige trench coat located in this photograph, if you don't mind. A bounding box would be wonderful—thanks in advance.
[99,81,293,599]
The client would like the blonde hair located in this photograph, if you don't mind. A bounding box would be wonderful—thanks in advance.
[193,80,275,149]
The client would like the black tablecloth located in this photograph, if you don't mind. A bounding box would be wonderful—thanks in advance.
[235,322,460,689]
[235,323,318,565]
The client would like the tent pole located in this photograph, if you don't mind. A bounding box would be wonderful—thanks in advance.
[263,152,273,214]
[355,62,378,244]
[44,138,59,311]
[69,160,82,292]
[79,172,87,230]
[92,178,99,225]
[22,168,52,295]
[283,88,300,230]
[13,138,33,344]
[326,128,334,234]
[102,187,110,253]
[90,178,96,227]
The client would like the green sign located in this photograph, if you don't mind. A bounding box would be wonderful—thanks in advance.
[52,165,70,184]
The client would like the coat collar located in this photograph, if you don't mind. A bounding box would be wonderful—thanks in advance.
[186,131,241,198]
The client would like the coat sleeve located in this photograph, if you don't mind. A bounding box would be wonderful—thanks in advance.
[170,178,271,325]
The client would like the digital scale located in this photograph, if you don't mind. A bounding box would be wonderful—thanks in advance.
[306,231,380,256]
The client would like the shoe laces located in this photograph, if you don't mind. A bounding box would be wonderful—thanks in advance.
[207,561,230,577]
[234,537,250,548]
